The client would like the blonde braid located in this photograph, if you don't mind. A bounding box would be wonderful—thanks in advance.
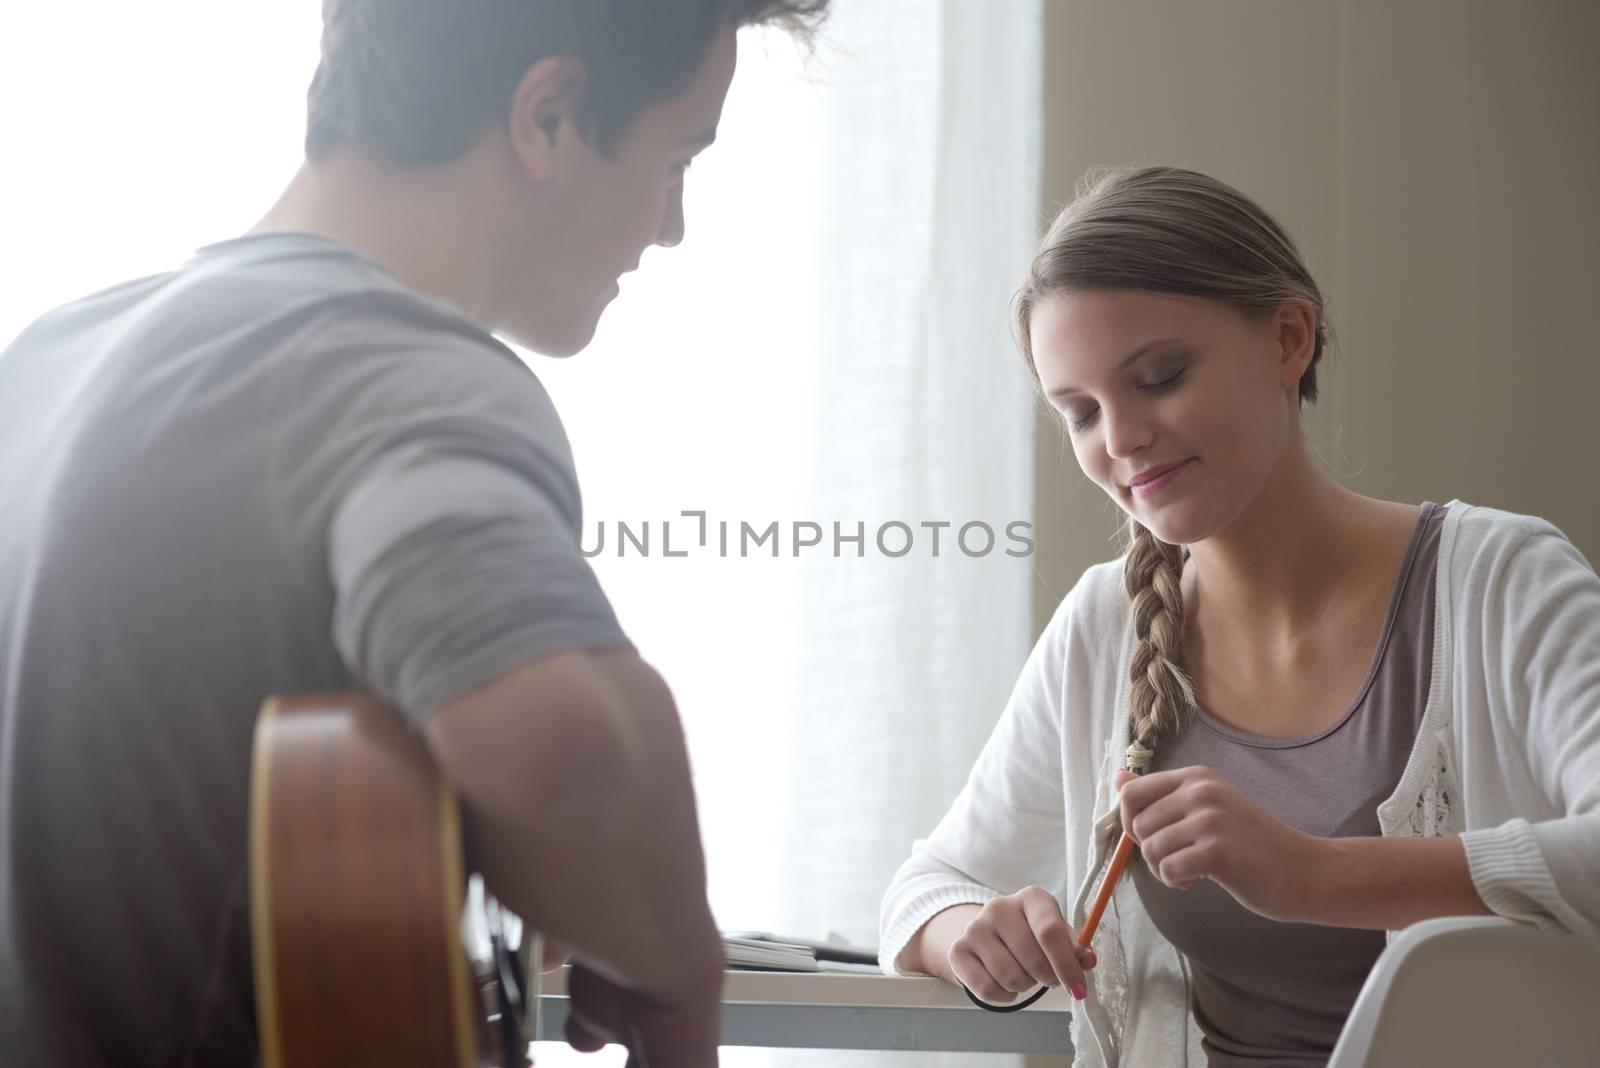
[1121,518,1197,774]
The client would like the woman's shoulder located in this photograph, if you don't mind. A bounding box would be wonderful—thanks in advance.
[1445,499,1586,565]
[1442,499,1595,605]
[1446,498,1566,543]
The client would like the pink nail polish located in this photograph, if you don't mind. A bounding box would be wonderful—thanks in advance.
[1070,982,1086,1000]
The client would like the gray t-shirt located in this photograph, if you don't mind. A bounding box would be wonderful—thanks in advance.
[1131,500,1447,1066]
[0,233,632,1065]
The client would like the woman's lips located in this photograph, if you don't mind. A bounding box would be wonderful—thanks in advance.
[1129,459,1193,499]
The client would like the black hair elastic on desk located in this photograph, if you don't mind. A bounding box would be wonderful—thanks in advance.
[961,983,1049,1012]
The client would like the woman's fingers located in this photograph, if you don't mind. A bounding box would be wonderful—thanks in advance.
[1022,891,1093,991]
[950,903,1036,1001]
[1127,780,1200,846]
[949,887,1098,1003]
[1007,890,1075,988]
[1149,833,1216,889]
[950,932,1027,1002]
[1117,767,1197,847]
[1138,819,1208,888]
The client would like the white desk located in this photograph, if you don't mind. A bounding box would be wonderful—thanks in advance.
[536,966,1075,1054]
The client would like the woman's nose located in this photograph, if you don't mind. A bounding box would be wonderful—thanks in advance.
[1101,405,1154,459]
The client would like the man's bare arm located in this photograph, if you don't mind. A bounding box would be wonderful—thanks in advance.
[423,650,724,996]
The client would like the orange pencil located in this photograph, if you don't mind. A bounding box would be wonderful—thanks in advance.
[1077,829,1136,950]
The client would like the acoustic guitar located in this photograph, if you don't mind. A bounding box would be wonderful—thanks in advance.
[249,692,540,1067]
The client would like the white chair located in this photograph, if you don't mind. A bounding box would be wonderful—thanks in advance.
[1328,915,1600,1068]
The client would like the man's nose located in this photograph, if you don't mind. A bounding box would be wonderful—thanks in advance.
[655,183,685,248]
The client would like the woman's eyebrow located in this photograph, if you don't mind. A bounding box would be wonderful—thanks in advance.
[1048,338,1182,398]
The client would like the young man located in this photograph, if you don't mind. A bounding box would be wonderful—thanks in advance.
[0,2,827,1065]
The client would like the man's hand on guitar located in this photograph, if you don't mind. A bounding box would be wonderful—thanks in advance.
[564,958,722,1067]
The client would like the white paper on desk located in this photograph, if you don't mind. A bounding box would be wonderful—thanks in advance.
[816,960,885,975]
[721,929,878,964]
[723,939,820,971]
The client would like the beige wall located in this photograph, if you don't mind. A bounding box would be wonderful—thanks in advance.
[1030,0,1600,636]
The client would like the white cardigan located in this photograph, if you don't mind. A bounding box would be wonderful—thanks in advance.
[877,500,1600,1067]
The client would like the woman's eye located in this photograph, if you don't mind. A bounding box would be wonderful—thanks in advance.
[1062,367,1186,434]
[1144,367,1186,392]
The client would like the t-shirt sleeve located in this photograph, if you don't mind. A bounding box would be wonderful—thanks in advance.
[328,447,633,723]
[297,312,634,724]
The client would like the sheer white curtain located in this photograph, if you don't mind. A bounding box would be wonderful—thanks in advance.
[774,0,1043,946]
[3,4,1042,1065]
[774,4,1042,1066]
[546,4,1042,1066]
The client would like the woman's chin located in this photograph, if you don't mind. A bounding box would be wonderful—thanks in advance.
[1123,500,1208,548]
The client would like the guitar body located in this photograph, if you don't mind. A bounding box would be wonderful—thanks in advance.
[250,692,529,1067]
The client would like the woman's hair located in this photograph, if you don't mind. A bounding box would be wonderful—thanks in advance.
[1011,165,1329,774]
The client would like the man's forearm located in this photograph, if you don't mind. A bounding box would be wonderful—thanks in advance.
[1295,834,1495,930]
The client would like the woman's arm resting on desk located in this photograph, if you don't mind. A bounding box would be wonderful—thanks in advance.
[900,894,1100,1002]
[898,904,981,980]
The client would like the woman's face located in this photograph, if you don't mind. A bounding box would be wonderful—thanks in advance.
[1028,289,1310,547]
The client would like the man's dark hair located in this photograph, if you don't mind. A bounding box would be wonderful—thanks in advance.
[305,0,829,166]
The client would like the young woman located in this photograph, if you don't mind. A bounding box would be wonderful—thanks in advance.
[878,165,1600,1067]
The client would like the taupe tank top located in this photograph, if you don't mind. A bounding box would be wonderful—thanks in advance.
[1130,501,1448,1066]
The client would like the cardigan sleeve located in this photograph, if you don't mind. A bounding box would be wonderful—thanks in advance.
[1458,526,1600,946]
[877,587,1077,977]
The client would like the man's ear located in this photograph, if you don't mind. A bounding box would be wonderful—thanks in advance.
[506,55,588,183]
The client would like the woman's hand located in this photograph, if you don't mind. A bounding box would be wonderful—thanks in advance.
[946,887,1098,1002]
[1112,766,1323,923]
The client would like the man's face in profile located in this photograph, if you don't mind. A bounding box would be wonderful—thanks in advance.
[502,23,738,356]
